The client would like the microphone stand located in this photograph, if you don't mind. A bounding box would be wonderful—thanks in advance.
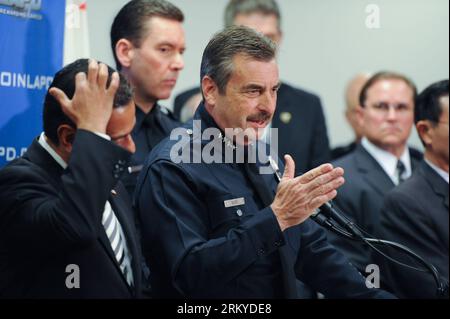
[315,202,448,298]
[268,157,449,298]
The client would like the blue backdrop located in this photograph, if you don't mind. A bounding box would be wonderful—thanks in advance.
[0,0,65,167]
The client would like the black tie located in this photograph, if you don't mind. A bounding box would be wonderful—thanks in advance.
[241,161,274,207]
[396,160,406,184]
[143,108,165,149]
[240,160,299,298]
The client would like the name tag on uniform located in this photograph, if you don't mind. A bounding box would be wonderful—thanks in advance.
[224,197,245,208]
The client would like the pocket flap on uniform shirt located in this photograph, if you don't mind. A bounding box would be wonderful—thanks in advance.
[206,193,257,233]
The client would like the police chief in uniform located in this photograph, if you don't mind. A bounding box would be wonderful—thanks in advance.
[135,26,394,299]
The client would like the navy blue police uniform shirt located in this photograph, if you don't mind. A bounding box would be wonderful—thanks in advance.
[122,104,179,197]
[134,103,396,299]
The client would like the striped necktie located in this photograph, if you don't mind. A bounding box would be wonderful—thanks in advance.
[102,201,134,287]
[396,160,406,184]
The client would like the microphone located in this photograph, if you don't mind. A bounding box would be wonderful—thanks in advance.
[313,202,364,239]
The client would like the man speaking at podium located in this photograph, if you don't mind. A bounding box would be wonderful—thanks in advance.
[135,26,394,299]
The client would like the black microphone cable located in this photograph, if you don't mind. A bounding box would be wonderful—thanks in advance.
[320,214,448,297]
[268,157,449,298]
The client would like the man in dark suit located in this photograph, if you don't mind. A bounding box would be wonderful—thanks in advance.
[111,0,184,196]
[0,59,143,298]
[328,72,422,273]
[136,26,394,299]
[173,0,330,175]
[377,79,449,298]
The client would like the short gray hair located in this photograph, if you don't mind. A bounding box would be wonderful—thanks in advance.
[224,0,281,30]
[200,25,277,95]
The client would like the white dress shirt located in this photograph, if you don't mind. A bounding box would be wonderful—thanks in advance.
[361,137,412,185]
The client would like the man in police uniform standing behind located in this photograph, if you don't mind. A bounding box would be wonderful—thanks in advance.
[135,26,394,298]
[111,0,184,196]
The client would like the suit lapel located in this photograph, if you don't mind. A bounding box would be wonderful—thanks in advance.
[421,162,449,211]
[95,192,136,294]
[354,145,395,196]
[24,138,65,189]
[96,199,128,282]
[109,188,141,294]
[410,152,421,171]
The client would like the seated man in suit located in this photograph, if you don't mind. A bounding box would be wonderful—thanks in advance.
[328,71,423,273]
[173,0,330,176]
[0,59,143,298]
[378,79,449,298]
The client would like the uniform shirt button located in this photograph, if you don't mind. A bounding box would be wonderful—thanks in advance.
[236,209,243,217]
[275,240,282,247]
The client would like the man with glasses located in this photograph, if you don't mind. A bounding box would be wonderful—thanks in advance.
[378,80,449,298]
[326,72,423,273]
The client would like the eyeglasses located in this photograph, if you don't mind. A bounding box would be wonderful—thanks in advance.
[368,102,412,114]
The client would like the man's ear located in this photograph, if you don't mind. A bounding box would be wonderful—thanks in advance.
[416,120,433,146]
[201,76,219,108]
[57,124,76,154]
[115,38,134,69]
[356,105,365,128]
[345,109,352,123]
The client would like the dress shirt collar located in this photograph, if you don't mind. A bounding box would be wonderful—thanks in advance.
[425,158,449,184]
[361,137,412,184]
[38,131,110,170]
[38,132,68,169]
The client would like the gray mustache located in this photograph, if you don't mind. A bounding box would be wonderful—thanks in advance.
[247,112,271,122]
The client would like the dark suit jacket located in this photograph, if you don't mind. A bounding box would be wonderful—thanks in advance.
[173,83,330,176]
[273,83,330,175]
[0,130,143,298]
[327,144,422,272]
[377,161,449,298]
[331,141,357,160]
[173,87,200,121]
[135,103,393,299]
